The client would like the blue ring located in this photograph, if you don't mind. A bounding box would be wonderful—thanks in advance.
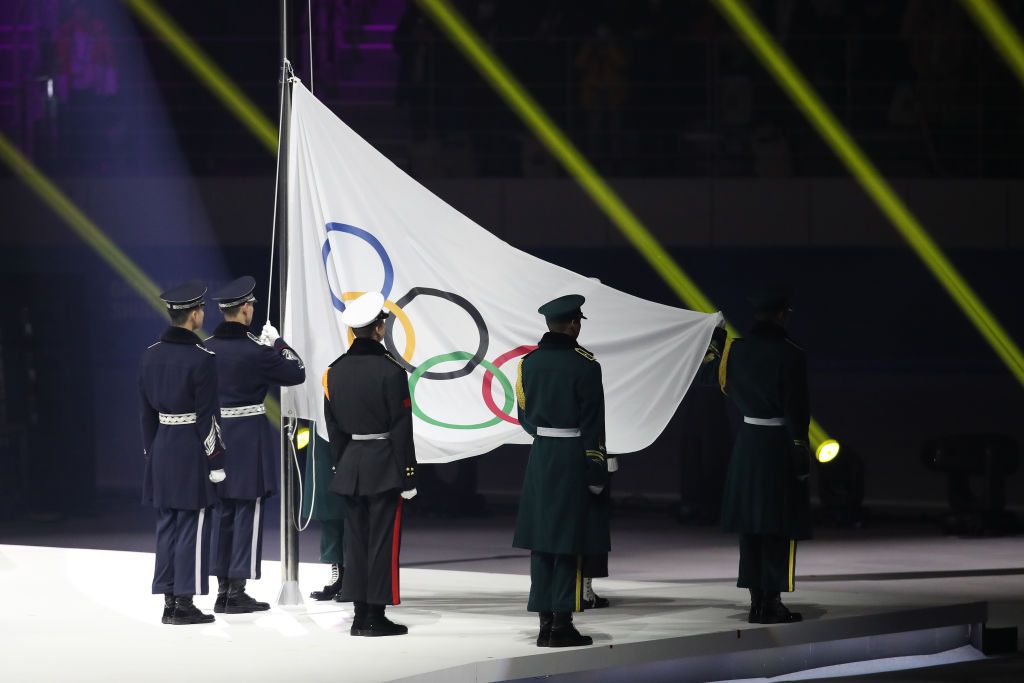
[321,223,394,312]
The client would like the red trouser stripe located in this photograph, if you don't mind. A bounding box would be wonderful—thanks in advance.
[391,498,404,604]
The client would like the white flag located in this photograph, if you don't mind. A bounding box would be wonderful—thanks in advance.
[281,82,723,463]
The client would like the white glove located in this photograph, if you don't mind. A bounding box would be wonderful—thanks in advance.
[588,484,605,495]
[400,488,418,500]
[260,322,280,347]
[607,456,619,473]
[209,469,226,483]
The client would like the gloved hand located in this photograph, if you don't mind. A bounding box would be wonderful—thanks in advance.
[400,488,418,500]
[607,456,619,473]
[259,322,281,347]
[209,469,226,484]
[588,484,605,495]
[791,442,811,481]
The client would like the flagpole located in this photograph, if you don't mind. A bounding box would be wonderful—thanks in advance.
[276,0,302,607]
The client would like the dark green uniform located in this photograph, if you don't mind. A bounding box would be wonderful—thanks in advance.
[513,332,609,613]
[702,321,811,594]
[301,433,346,565]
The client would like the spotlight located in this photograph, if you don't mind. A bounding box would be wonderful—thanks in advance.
[295,426,310,450]
[816,439,840,463]
[921,434,1019,535]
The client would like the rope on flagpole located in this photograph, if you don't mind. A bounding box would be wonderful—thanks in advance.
[267,60,294,322]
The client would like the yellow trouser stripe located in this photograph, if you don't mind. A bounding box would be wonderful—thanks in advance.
[575,556,582,612]
[788,540,796,592]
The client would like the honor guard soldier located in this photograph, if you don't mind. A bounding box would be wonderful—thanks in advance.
[514,294,609,648]
[205,276,306,613]
[304,431,347,602]
[323,292,417,637]
[139,281,226,625]
[700,289,811,624]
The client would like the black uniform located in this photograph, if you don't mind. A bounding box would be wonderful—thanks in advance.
[204,322,305,582]
[513,332,609,614]
[702,320,811,604]
[139,326,225,598]
[323,337,416,607]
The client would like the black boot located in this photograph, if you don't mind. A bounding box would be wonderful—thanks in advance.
[747,588,763,624]
[548,612,592,647]
[580,578,610,609]
[225,579,270,614]
[161,593,175,624]
[760,592,802,624]
[363,603,408,637]
[350,601,368,636]
[214,577,229,613]
[170,596,215,625]
[536,612,553,647]
[311,565,344,601]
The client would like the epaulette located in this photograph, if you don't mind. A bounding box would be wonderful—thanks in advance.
[247,331,262,344]
[195,344,215,355]
[384,353,406,370]
[785,338,804,352]
[574,346,596,362]
[147,340,162,350]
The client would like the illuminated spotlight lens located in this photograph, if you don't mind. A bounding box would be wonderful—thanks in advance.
[296,426,310,450]
[817,439,840,463]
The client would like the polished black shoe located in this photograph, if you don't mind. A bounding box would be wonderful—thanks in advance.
[747,588,763,624]
[760,593,802,624]
[536,612,553,647]
[350,602,368,636]
[170,597,215,625]
[581,594,610,609]
[311,570,344,601]
[548,612,592,647]
[225,591,271,614]
[363,605,408,637]
[161,594,175,624]
[214,577,229,613]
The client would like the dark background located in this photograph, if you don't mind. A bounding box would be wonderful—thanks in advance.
[1,0,1022,528]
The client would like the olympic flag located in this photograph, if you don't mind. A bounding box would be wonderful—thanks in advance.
[281,82,723,462]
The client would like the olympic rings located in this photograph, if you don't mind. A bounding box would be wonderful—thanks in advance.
[322,223,394,312]
[384,287,489,380]
[340,291,416,362]
[481,345,537,425]
[409,352,513,430]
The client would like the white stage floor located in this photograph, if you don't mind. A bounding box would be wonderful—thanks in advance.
[0,544,992,682]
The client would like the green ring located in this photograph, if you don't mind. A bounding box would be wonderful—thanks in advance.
[409,352,514,430]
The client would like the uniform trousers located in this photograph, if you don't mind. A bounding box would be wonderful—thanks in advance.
[339,490,403,605]
[319,518,345,565]
[209,497,265,580]
[528,552,582,613]
[152,507,211,596]
[737,533,798,592]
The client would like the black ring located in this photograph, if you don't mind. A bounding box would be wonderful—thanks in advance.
[384,287,489,380]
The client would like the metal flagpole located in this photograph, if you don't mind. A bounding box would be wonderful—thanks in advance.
[275,0,302,607]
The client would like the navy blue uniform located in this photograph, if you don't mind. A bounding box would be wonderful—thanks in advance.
[204,321,305,580]
[139,326,226,596]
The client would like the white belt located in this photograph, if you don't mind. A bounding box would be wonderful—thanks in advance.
[536,427,581,438]
[351,432,390,440]
[744,417,786,427]
[221,404,266,418]
[159,412,197,425]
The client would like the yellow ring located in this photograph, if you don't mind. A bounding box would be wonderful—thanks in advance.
[341,291,416,361]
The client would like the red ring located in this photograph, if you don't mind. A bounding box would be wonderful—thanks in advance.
[481,345,537,425]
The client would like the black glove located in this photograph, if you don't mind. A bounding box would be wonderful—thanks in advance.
[791,441,811,480]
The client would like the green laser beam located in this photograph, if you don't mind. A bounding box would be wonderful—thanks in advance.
[0,133,282,426]
[416,0,835,448]
[124,0,278,154]
[960,0,1024,88]
[713,0,1024,389]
